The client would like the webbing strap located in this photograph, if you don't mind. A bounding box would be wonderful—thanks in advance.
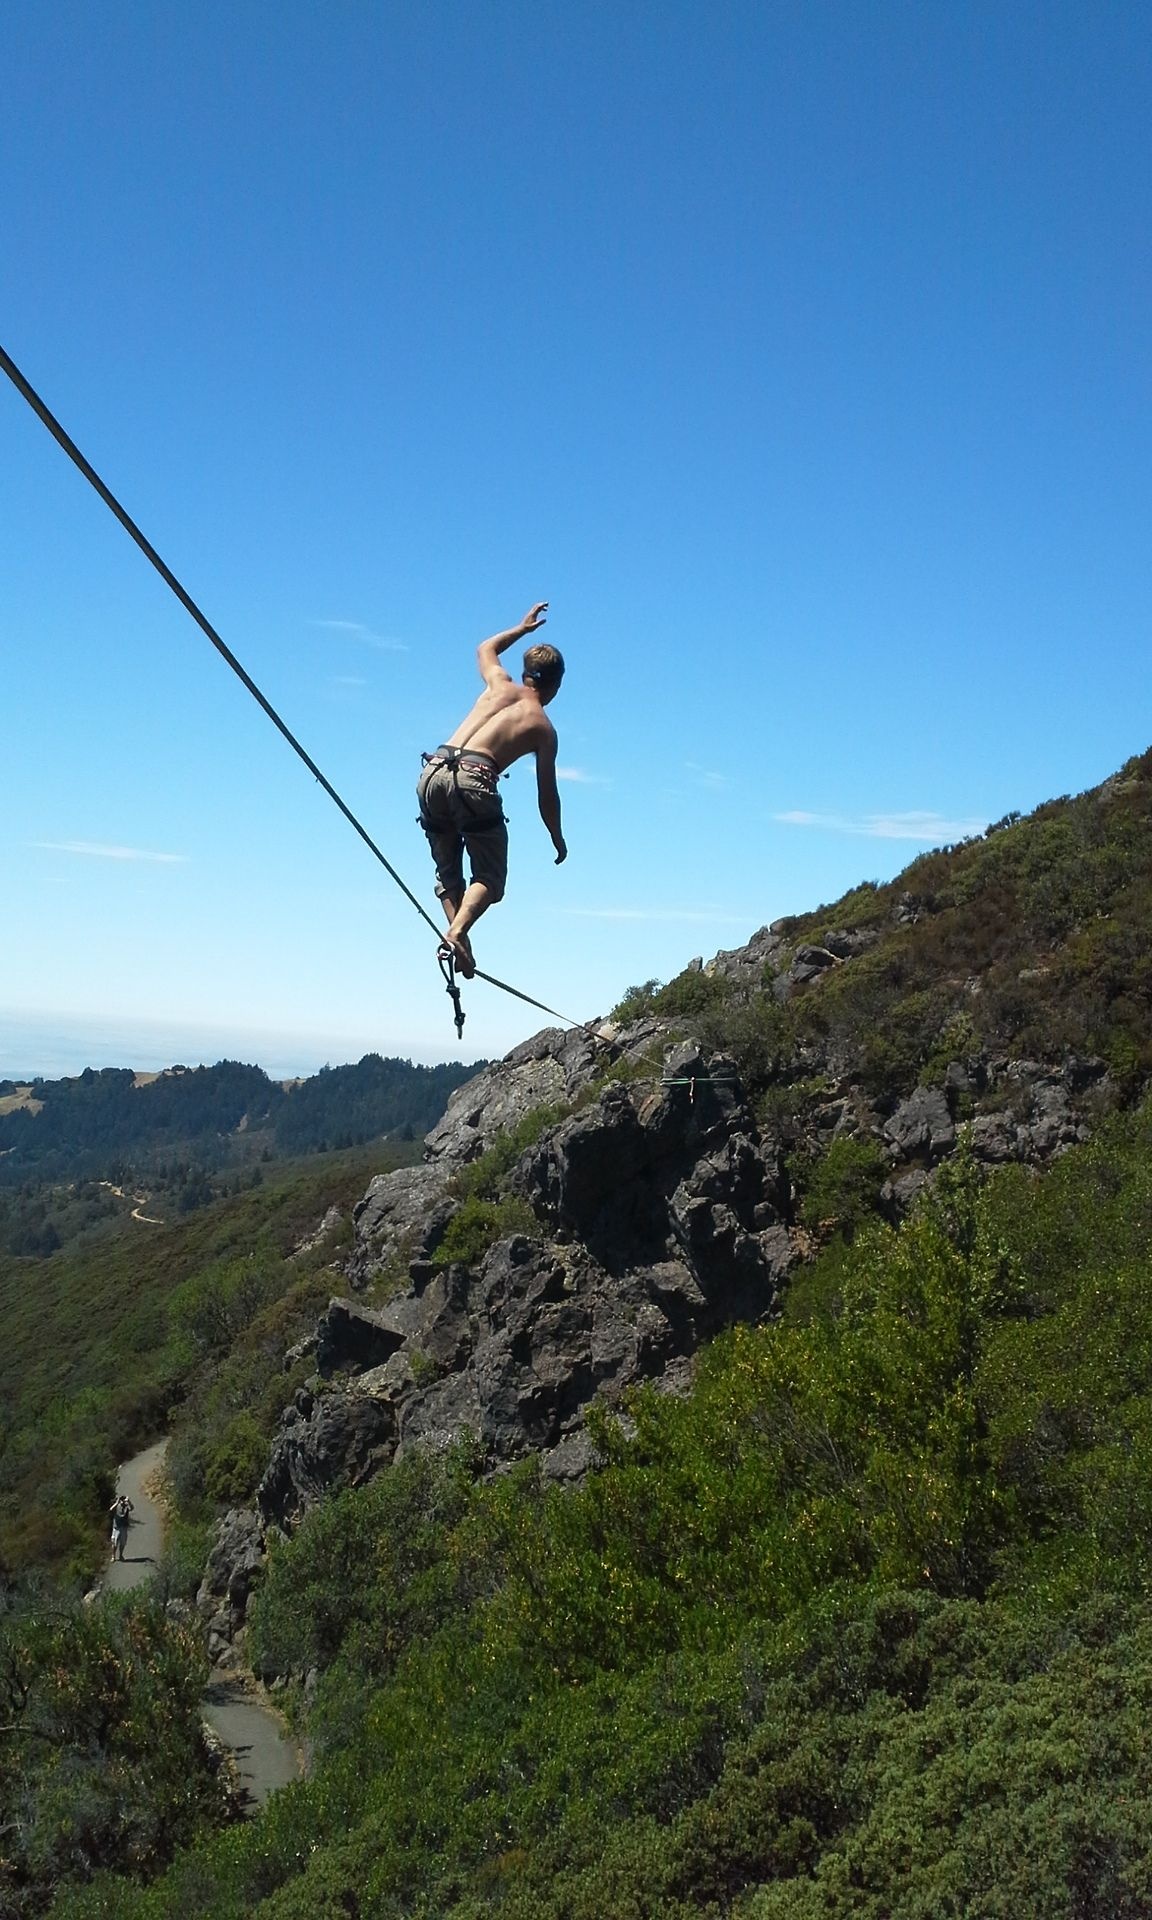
[472,967,602,1036]
[0,342,597,1039]
[0,343,443,941]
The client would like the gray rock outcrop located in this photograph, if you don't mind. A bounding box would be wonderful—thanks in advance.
[196,1508,265,1666]
[884,1087,956,1160]
[197,907,1127,1660]
[277,1042,792,1495]
[257,1386,397,1532]
[199,1029,801,1654]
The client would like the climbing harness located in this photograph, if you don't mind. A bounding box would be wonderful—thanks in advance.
[420,744,501,792]
[417,744,506,860]
[1,342,597,1041]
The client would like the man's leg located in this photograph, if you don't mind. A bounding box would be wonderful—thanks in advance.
[436,888,477,978]
[421,773,505,979]
[443,814,506,967]
[444,882,493,962]
[420,792,476,974]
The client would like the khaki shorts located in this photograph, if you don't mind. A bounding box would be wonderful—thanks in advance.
[417,757,508,903]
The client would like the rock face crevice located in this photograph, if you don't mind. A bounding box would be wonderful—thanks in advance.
[515,1046,788,1280]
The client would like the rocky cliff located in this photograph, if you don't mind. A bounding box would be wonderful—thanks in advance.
[198,875,1129,1663]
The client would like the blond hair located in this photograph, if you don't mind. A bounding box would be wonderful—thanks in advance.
[523,643,565,693]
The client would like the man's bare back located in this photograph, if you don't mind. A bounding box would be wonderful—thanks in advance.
[416,602,567,978]
[444,676,555,774]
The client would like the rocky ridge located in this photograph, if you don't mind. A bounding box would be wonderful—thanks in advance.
[197,917,1118,1664]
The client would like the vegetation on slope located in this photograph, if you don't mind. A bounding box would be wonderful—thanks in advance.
[45,1097,1152,1919]
[0,1142,416,1579]
[617,746,1152,1117]
[0,1584,225,1918]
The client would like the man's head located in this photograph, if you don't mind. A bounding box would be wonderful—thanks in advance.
[523,643,565,703]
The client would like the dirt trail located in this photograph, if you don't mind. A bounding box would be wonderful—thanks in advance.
[96,1180,163,1225]
[201,1671,303,1810]
[108,1440,302,1809]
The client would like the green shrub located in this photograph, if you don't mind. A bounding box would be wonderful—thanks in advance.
[797,1134,888,1235]
[611,969,729,1030]
[154,1516,213,1606]
[247,1447,479,1695]
[167,1254,283,1360]
[611,978,663,1023]
[694,992,798,1094]
[166,1345,311,1523]
[433,1194,537,1268]
[2,1586,223,1914]
[651,969,730,1020]
[203,1411,270,1506]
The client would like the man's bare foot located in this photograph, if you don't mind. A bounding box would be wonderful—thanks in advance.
[439,932,476,979]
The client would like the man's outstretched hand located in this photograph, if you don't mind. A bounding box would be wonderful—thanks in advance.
[520,602,548,633]
[553,836,568,865]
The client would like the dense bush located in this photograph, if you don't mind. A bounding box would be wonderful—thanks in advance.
[431,1192,537,1268]
[247,1446,480,1706]
[1,1584,223,1916]
[796,1133,888,1234]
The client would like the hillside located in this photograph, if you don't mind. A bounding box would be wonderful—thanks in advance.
[0,1050,482,1256]
[0,1141,426,1579]
[11,747,1152,1920]
[623,742,1152,1144]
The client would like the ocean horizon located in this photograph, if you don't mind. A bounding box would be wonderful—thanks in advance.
[0,1009,468,1082]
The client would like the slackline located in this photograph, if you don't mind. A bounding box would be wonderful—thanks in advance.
[0,342,595,1037]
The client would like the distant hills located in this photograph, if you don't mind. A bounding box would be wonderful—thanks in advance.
[0,1051,483,1255]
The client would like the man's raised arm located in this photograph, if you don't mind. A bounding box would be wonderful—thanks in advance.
[476,601,548,687]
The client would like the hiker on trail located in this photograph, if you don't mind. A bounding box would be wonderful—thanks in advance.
[109,1494,133,1561]
[417,602,566,979]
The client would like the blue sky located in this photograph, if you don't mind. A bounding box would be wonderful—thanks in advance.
[3,1,1150,1077]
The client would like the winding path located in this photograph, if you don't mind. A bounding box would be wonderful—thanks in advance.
[109,1441,302,1810]
[201,1671,302,1808]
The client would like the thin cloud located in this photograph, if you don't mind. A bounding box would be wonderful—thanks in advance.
[557,766,611,786]
[312,618,408,653]
[775,809,987,843]
[35,841,187,863]
[686,761,729,791]
[559,906,745,924]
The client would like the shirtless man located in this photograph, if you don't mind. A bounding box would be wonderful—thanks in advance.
[417,602,566,978]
